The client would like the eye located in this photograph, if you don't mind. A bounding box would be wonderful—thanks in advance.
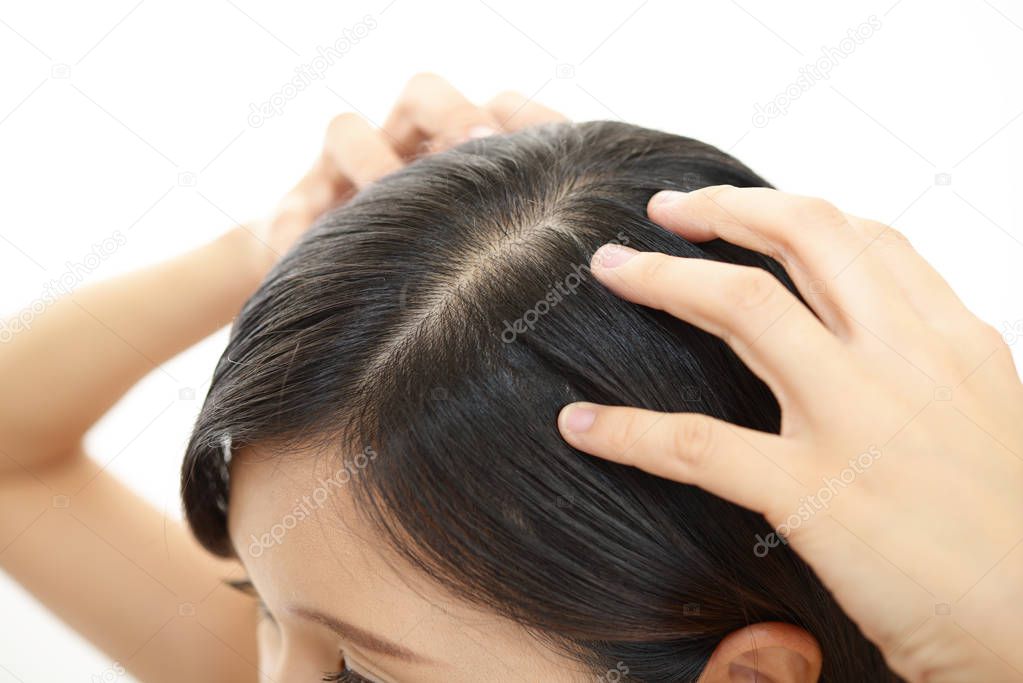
[226,580,380,682]
[255,600,274,622]
[226,578,275,622]
[321,661,377,682]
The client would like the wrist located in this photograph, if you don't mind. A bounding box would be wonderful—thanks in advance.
[886,614,1020,683]
[220,222,278,291]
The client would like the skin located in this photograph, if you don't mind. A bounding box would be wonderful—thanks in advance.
[558,188,1023,681]
[0,75,591,683]
[1,72,1017,682]
[228,443,820,682]
[228,445,595,682]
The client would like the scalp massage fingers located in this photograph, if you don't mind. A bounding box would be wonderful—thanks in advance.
[186,123,907,680]
[582,251,846,411]
[263,73,564,258]
[483,90,569,132]
[380,73,563,157]
[559,186,1023,681]
[645,186,916,337]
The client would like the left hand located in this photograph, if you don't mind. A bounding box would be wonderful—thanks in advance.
[253,73,566,263]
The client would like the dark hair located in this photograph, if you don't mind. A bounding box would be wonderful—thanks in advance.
[183,121,897,681]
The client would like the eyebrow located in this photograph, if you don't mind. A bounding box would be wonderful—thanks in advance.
[287,605,435,665]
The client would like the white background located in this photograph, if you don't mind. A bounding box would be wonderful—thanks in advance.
[1,0,1021,680]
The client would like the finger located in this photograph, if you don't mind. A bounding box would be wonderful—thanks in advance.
[558,403,801,516]
[844,215,967,321]
[845,215,1005,358]
[270,154,339,247]
[647,186,919,338]
[590,245,846,406]
[382,73,501,157]
[323,113,404,190]
[484,91,567,131]
[277,154,338,219]
[270,113,404,247]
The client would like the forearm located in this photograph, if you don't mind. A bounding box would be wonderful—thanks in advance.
[0,225,272,469]
[0,451,260,683]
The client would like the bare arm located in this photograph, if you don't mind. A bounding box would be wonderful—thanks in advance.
[0,76,564,683]
[0,226,271,470]
[0,450,262,682]
[0,226,274,683]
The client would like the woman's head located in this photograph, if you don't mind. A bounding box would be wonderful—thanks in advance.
[183,121,895,681]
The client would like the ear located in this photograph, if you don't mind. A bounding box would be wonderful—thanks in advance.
[697,622,823,683]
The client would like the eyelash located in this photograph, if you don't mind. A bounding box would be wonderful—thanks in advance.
[226,580,379,683]
[321,665,375,682]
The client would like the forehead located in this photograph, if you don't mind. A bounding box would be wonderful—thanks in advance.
[226,445,588,681]
[227,445,384,593]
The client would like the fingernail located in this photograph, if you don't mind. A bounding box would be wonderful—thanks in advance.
[467,125,498,139]
[593,244,637,269]
[650,190,687,207]
[560,403,597,433]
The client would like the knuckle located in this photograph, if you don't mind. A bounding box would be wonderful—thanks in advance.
[632,254,683,309]
[704,184,738,199]
[392,96,413,120]
[973,321,1008,350]
[883,226,908,241]
[874,223,905,241]
[876,226,911,249]
[491,90,525,110]
[721,266,778,311]
[691,184,737,211]
[394,73,443,117]
[326,112,364,138]
[693,186,788,260]
[406,71,444,93]
[859,220,911,250]
[607,411,649,462]
[352,160,395,186]
[636,252,673,284]
[789,197,849,236]
[671,415,715,466]
[851,218,885,240]
[445,102,487,128]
